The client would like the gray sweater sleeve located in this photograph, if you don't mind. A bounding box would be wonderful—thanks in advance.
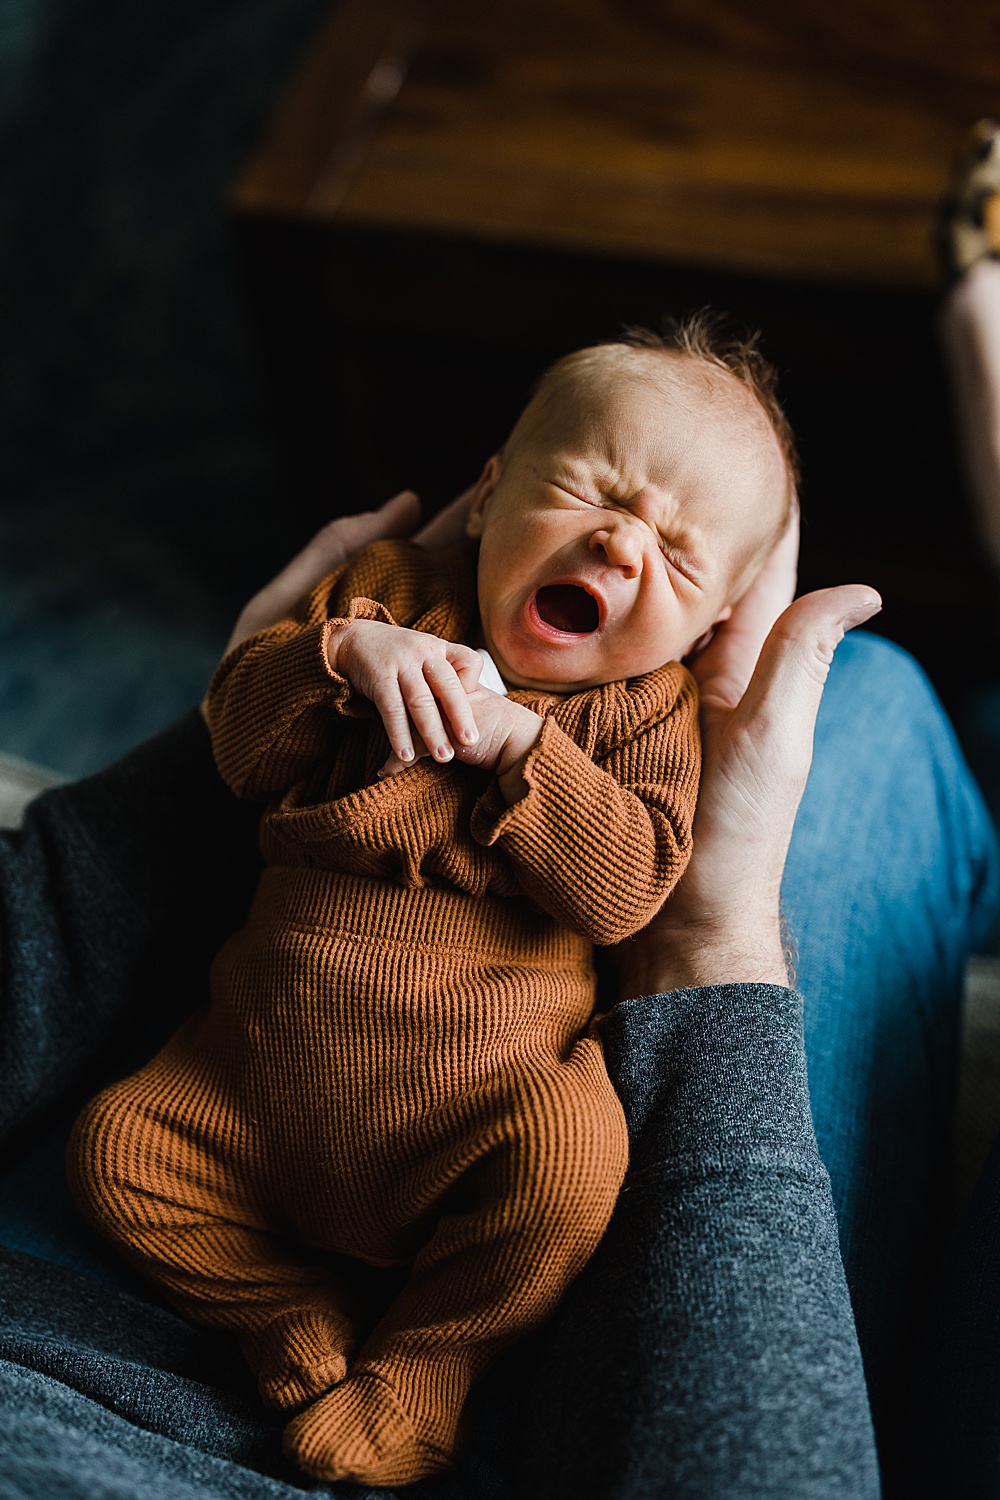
[505,983,881,1500]
[0,710,261,1153]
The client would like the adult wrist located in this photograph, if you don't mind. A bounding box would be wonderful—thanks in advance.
[615,912,790,1000]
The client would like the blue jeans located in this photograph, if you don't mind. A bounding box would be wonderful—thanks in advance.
[786,631,999,1418]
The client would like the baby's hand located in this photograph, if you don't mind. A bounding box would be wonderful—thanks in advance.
[327,619,483,765]
[379,684,544,804]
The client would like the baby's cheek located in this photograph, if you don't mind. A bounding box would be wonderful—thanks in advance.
[623,596,688,673]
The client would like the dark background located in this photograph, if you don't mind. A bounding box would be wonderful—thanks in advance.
[0,0,328,773]
[2,0,996,776]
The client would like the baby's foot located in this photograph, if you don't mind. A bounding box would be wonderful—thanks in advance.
[243,1302,356,1410]
[283,1372,451,1485]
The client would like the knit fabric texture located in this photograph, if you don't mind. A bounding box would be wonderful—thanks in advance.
[68,538,700,1487]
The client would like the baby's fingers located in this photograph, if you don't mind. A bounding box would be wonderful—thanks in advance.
[449,644,484,696]
[370,678,418,766]
[424,659,479,749]
[379,749,414,778]
[399,670,456,763]
[378,729,430,779]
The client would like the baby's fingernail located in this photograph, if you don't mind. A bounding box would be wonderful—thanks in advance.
[437,744,454,761]
[461,727,478,745]
[399,747,414,762]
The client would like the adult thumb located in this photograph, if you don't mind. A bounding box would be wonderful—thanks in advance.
[734,584,883,783]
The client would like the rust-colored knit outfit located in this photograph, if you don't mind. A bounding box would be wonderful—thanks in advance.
[69,539,700,1486]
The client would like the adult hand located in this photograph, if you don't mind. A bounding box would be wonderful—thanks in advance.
[412,486,476,551]
[616,508,882,998]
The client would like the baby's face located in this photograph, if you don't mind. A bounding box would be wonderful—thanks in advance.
[468,350,788,693]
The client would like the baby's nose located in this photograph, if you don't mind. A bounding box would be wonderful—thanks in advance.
[589,519,644,577]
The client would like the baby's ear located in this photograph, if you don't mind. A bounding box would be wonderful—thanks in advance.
[682,607,733,662]
[466,454,503,538]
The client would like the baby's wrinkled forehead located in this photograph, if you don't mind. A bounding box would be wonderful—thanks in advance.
[509,344,789,539]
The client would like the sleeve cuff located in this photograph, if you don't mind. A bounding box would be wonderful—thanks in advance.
[321,597,398,718]
[470,714,584,848]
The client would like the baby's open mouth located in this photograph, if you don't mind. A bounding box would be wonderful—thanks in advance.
[533,584,600,634]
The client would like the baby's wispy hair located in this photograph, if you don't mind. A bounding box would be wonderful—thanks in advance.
[615,311,800,511]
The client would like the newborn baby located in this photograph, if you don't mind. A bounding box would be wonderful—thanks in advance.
[69,321,795,1487]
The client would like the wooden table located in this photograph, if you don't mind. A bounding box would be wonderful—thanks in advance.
[229,0,1000,695]
[235,0,1000,286]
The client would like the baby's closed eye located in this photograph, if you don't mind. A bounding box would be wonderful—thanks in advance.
[657,543,703,586]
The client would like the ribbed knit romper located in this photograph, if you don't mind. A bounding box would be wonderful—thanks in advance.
[69,538,700,1486]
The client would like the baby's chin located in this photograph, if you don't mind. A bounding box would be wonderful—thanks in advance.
[487,642,599,695]
[492,642,684,694]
